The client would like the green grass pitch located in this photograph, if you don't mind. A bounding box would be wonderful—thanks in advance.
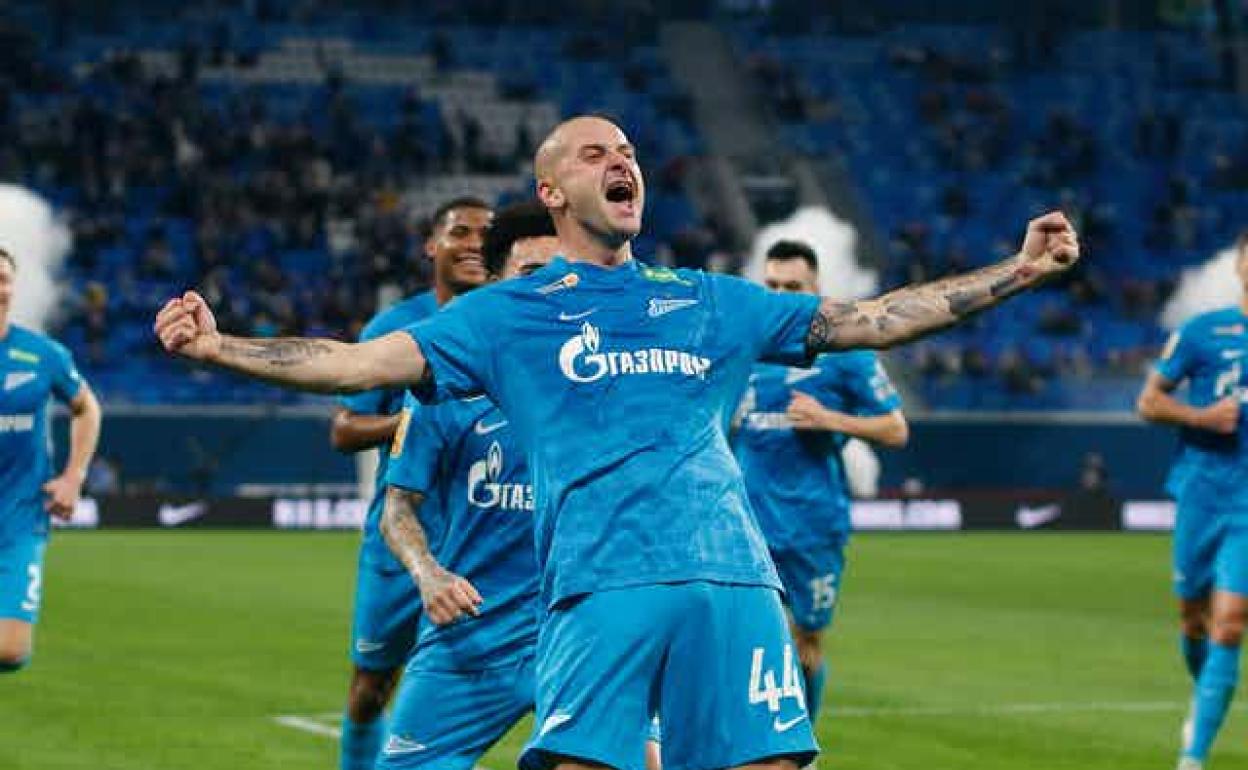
[4,532,1246,769]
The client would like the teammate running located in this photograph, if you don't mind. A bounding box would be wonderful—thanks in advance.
[0,247,102,673]
[1137,231,1248,770]
[332,197,490,770]
[155,115,1080,770]
[734,240,908,724]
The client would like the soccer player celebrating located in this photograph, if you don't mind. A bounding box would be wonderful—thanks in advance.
[734,239,908,724]
[376,199,559,770]
[330,198,490,770]
[155,115,1080,770]
[0,247,102,673]
[1137,232,1248,770]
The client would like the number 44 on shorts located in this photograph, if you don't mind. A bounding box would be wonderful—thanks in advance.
[748,644,806,713]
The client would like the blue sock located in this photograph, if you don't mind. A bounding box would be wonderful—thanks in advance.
[1182,635,1209,681]
[340,711,387,770]
[1183,640,1240,761]
[804,661,827,723]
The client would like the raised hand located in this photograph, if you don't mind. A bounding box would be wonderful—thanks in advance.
[154,290,222,362]
[1019,211,1081,282]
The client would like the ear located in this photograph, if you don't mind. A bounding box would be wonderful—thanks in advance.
[423,235,436,260]
[537,179,565,210]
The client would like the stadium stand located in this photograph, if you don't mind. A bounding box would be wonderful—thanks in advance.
[2,1,1246,409]
[733,17,1247,409]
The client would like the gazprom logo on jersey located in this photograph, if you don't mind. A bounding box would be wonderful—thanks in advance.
[558,322,711,384]
[467,441,533,511]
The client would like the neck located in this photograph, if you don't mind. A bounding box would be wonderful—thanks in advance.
[0,314,11,339]
[433,281,455,307]
[1241,295,1248,316]
[556,221,633,267]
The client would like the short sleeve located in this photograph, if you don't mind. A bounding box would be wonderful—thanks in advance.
[835,353,902,415]
[405,294,492,404]
[1156,325,1197,384]
[48,341,83,403]
[385,394,447,494]
[714,276,821,366]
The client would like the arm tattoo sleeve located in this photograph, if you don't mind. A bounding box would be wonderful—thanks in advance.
[218,338,336,368]
[380,487,433,581]
[806,255,1033,353]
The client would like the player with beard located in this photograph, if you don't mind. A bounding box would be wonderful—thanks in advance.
[155,115,1080,770]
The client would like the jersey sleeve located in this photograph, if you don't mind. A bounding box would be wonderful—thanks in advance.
[385,394,447,494]
[1155,324,1198,384]
[835,353,902,415]
[338,312,396,415]
[48,340,84,403]
[714,275,821,366]
[404,293,493,403]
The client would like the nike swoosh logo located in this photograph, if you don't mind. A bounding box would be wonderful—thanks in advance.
[473,418,509,435]
[355,640,386,654]
[558,308,598,322]
[539,713,573,736]
[383,736,427,755]
[773,715,806,733]
[158,502,208,527]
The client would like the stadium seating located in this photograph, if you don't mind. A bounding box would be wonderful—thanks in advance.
[4,2,706,403]
[732,20,1246,409]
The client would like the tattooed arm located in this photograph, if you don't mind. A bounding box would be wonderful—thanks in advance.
[806,212,1081,353]
[154,290,429,394]
[381,486,483,625]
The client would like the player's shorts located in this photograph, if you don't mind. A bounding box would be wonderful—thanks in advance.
[377,655,535,770]
[771,538,848,633]
[1173,475,1248,600]
[521,581,818,770]
[0,536,47,623]
[349,553,422,671]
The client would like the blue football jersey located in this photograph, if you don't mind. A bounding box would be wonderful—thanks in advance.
[0,325,83,546]
[340,290,439,567]
[386,391,538,671]
[1156,307,1248,493]
[405,257,820,606]
[734,351,901,549]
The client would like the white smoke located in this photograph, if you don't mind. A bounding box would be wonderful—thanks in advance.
[748,206,883,497]
[1160,243,1241,330]
[0,184,72,331]
[746,205,877,299]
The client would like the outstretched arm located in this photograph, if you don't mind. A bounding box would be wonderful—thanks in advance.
[806,212,1081,353]
[154,291,429,394]
[381,485,482,625]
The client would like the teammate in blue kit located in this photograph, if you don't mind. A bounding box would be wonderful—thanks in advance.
[375,199,560,770]
[330,197,491,770]
[156,115,1080,770]
[0,247,102,673]
[1138,232,1248,770]
[734,240,908,725]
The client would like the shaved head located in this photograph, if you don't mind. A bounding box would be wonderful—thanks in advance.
[535,116,625,180]
[533,115,645,262]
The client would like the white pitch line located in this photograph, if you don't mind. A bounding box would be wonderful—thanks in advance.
[271,713,494,770]
[832,700,1242,718]
[273,714,342,738]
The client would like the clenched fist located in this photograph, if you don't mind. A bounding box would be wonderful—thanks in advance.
[1019,211,1081,282]
[154,291,222,362]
